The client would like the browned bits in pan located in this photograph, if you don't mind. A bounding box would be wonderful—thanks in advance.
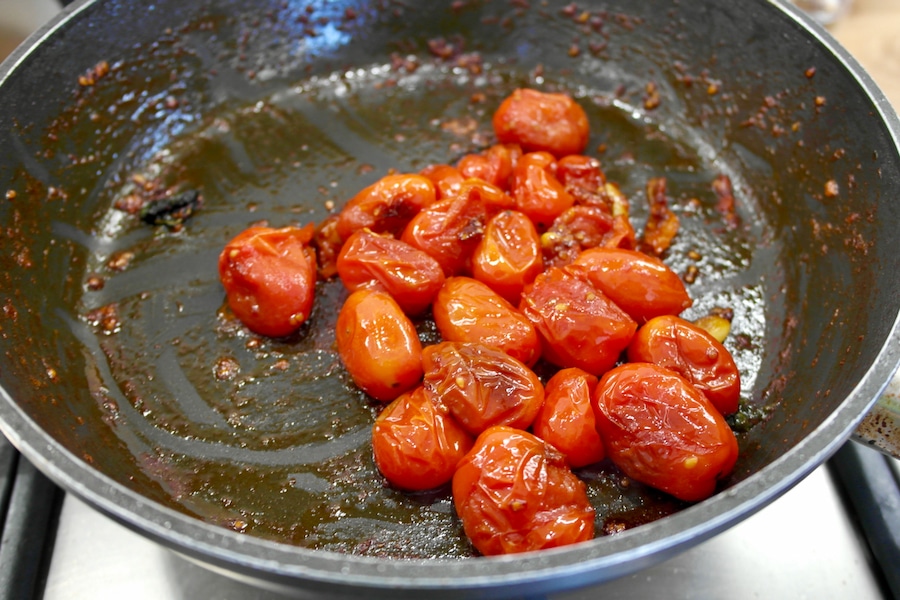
[78,60,110,87]
[712,174,740,230]
[4,189,15,201]
[643,81,661,110]
[824,179,840,197]
[639,177,678,256]
[805,66,817,78]
[107,251,134,272]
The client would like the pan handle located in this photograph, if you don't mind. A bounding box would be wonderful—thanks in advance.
[853,370,900,459]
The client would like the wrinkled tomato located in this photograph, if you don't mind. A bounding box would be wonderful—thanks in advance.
[218,225,317,337]
[493,88,590,158]
[541,205,617,268]
[556,154,607,205]
[422,341,543,435]
[372,386,474,491]
[573,247,692,323]
[456,143,522,190]
[592,362,739,502]
[419,163,466,201]
[639,177,679,257]
[335,289,423,402]
[510,151,575,228]
[336,173,436,241]
[532,368,605,469]
[627,315,741,416]
[452,426,595,556]
[336,229,445,316]
[432,276,541,366]
[471,210,543,305]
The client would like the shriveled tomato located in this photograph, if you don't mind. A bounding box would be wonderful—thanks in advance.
[419,163,465,200]
[452,426,595,556]
[627,315,740,415]
[218,225,317,337]
[541,205,616,268]
[336,173,436,241]
[422,341,543,435]
[335,289,423,402]
[519,265,636,375]
[592,362,739,502]
[471,210,543,305]
[312,215,342,279]
[456,143,522,191]
[510,151,575,228]
[556,154,607,205]
[532,368,604,468]
[432,277,541,366]
[639,177,679,257]
[372,386,474,491]
[492,88,590,158]
[336,229,445,316]
[573,247,692,323]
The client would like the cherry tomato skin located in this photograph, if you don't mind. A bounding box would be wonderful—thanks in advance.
[627,315,741,416]
[532,368,605,468]
[457,143,522,191]
[372,386,474,491]
[336,229,445,316]
[542,205,616,269]
[519,265,637,375]
[592,363,739,502]
[422,341,544,435]
[573,248,693,323]
[312,215,342,279]
[432,277,541,366]
[218,225,317,337]
[335,289,423,402]
[420,163,465,201]
[471,210,543,305]
[511,152,575,228]
[452,426,595,556]
[492,88,590,158]
[336,174,436,241]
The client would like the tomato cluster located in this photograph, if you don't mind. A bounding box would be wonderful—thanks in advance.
[218,88,743,556]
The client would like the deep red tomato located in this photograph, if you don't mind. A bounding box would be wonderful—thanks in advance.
[510,151,575,227]
[456,143,522,191]
[573,247,693,323]
[592,362,739,502]
[432,276,541,366]
[532,368,605,468]
[556,154,607,205]
[627,315,741,416]
[452,426,595,556]
[419,163,465,201]
[335,288,423,402]
[471,210,543,305]
[218,225,317,337]
[421,341,543,435]
[336,173,436,241]
[542,205,616,268]
[371,386,474,491]
[492,88,590,158]
[519,265,637,375]
[336,229,445,316]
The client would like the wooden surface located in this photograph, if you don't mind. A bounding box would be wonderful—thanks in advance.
[831,0,900,107]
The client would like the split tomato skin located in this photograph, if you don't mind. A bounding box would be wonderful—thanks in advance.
[336,173,436,241]
[452,426,595,556]
[532,368,605,469]
[371,386,474,491]
[218,225,317,338]
[592,362,739,502]
[335,289,423,402]
[471,209,543,305]
[627,315,741,416]
[493,88,590,158]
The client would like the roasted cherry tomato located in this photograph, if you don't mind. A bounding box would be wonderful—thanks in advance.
[432,276,541,366]
[422,341,543,435]
[556,154,607,205]
[510,151,575,228]
[573,247,692,323]
[419,163,465,201]
[592,362,739,502]
[627,315,740,415]
[218,225,317,337]
[372,386,474,491]
[471,210,543,305]
[312,215,342,279]
[519,265,637,375]
[541,205,617,268]
[336,173,436,241]
[456,143,522,190]
[532,368,605,468]
[335,289,423,402]
[336,229,445,316]
[492,88,590,158]
[452,426,595,556]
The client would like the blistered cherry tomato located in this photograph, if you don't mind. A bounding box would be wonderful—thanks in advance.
[556,154,607,205]
[493,88,590,158]
[541,205,616,268]
[336,229,445,316]
[336,174,436,241]
[452,426,595,556]
[335,289,423,402]
[510,151,575,227]
[422,341,543,435]
[627,315,740,415]
[432,277,541,366]
[573,247,692,323]
[471,210,543,305]
[532,368,605,468]
[218,225,317,337]
[372,386,474,491]
[592,362,739,502]
[519,265,636,375]
[419,164,465,200]
[456,143,522,190]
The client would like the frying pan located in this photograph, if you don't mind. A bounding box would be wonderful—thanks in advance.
[1,0,899,597]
